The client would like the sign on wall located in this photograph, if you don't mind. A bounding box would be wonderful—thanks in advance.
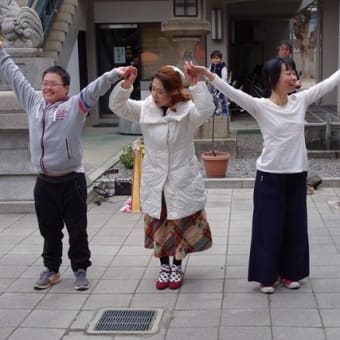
[114,47,126,64]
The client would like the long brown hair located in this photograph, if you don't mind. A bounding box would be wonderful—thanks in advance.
[150,66,191,105]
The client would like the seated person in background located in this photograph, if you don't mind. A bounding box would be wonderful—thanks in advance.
[276,40,302,90]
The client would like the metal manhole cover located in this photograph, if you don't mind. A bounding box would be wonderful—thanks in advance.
[87,308,163,335]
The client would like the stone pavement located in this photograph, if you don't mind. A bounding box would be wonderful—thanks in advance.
[81,126,137,186]
[1,122,340,339]
[0,185,340,340]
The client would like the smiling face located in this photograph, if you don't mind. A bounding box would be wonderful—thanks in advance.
[41,72,69,104]
[211,55,222,65]
[150,77,172,108]
[275,64,298,94]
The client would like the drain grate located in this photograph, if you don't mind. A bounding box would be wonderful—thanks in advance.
[87,308,163,335]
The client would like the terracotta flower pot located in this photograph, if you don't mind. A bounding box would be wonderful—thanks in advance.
[201,151,230,178]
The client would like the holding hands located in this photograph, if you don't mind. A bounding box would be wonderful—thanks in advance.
[115,62,217,90]
[184,62,216,83]
[184,61,199,85]
[115,65,138,89]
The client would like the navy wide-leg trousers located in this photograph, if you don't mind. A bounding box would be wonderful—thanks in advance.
[248,170,309,286]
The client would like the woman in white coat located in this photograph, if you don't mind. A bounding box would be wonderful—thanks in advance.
[109,64,214,290]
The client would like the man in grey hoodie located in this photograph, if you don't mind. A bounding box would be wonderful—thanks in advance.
[0,41,124,290]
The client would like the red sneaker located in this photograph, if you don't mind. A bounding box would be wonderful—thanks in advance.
[156,265,170,290]
[281,278,300,289]
[169,265,184,290]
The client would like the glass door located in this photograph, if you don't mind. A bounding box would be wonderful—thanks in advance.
[96,24,141,118]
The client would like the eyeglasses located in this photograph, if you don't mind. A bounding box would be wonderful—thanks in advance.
[41,81,65,88]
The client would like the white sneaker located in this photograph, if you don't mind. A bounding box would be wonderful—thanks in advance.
[260,284,275,294]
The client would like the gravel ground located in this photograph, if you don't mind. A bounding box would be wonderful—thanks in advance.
[224,157,340,178]
[226,134,340,178]
[103,134,340,180]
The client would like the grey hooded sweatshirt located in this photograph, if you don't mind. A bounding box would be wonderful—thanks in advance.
[0,48,121,174]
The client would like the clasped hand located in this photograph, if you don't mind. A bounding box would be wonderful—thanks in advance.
[116,66,138,88]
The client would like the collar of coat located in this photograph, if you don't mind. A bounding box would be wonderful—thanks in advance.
[141,95,193,124]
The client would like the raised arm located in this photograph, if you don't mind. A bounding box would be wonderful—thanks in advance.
[299,69,340,107]
[109,66,142,121]
[186,62,261,117]
[118,66,138,89]
[185,62,216,82]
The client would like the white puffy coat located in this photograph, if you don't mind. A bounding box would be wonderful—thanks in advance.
[109,81,215,219]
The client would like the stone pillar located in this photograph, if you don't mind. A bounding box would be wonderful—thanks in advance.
[161,20,210,68]
[161,19,235,157]
[0,48,54,212]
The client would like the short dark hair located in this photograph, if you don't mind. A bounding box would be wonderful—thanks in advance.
[42,65,70,86]
[262,57,297,97]
[210,50,223,59]
[276,40,293,54]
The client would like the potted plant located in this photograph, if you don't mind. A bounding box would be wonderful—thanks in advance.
[201,107,230,178]
[119,144,135,170]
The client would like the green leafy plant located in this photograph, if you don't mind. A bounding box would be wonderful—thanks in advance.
[119,145,135,169]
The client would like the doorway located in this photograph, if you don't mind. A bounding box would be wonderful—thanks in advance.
[96,24,141,120]
[230,20,264,83]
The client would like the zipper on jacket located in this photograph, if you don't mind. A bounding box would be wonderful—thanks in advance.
[65,138,71,159]
[39,105,49,172]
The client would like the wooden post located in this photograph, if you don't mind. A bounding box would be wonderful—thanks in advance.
[131,139,143,212]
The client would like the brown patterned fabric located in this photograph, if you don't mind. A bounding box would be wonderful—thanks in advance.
[144,198,212,260]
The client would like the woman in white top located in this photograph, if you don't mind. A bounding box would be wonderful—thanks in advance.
[187,57,340,293]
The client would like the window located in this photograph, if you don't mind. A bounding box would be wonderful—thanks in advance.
[173,0,198,17]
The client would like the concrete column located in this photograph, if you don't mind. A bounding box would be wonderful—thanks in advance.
[0,49,54,212]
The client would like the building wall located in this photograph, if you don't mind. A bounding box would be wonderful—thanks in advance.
[321,0,339,106]
[84,0,340,124]
[94,0,169,22]
[66,40,80,97]
[205,0,228,66]
[88,0,170,125]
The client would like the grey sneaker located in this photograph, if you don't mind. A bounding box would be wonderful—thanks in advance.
[34,270,61,290]
[74,269,89,291]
